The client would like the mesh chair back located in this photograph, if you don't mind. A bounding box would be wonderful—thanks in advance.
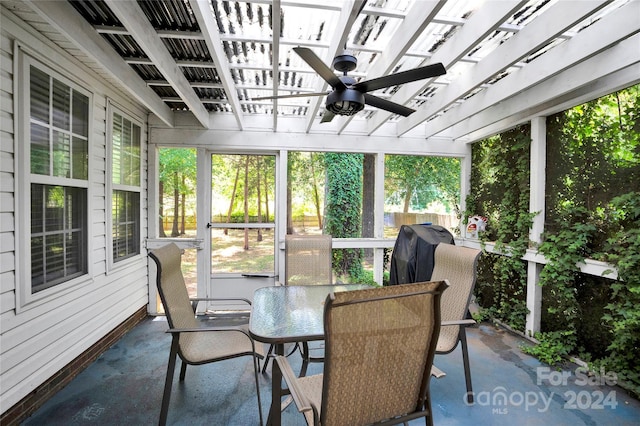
[149,243,198,330]
[285,234,332,285]
[320,281,447,425]
[430,244,481,352]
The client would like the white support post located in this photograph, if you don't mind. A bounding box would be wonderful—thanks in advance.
[373,153,385,285]
[460,143,472,238]
[197,148,211,300]
[277,150,288,284]
[526,117,546,336]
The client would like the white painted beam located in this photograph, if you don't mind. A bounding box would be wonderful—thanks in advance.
[436,1,640,141]
[335,0,445,133]
[366,1,528,135]
[149,126,466,158]
[26,0,174,127]
[457,63,640,143]
[272,0,282,131]
[304,0,365,132]
[190,0,245,129]
[104,0,210,128]
[399,0,612,137]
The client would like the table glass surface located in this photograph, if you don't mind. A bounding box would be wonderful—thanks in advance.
[249,284,370,343]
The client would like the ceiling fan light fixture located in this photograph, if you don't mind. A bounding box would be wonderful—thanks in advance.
[326,89,365,116]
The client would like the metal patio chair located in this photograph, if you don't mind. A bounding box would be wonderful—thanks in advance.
[149,243,264,426]
[262,234,333,375]
[275,281,448,426]
[430,243,482,403]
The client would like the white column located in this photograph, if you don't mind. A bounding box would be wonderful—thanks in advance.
[374,152,385,285]
[526,117,546,336]
[460,143,472,239]
[197,148,211,300]
[277,150,288,283]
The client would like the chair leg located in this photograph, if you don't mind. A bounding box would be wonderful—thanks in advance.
[159,337,180,426]
[299,342,312,377]
[459,328,473,404]
[261,344,274,374]
[252,354,264,426]
[179,360,188,381]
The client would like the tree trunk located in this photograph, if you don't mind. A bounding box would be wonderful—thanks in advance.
[159,180,167,237]
[243,157,250,250]
[225,163,241,235]
[287,156,294,234]
[180,175,186,235]
[256,157,263,242]
[362,154,375,258]
[171,172,179,237]
[403,184,413,213]
[310,155,323,229]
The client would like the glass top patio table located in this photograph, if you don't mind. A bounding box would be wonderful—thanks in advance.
[249,284,369,344]
[249,284,370,426]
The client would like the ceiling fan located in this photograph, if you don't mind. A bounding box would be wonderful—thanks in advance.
[255,47,446,123]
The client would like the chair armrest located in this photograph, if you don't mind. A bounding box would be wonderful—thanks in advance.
[166,327,260,356]
[166,326,252,337]
[275,355,314,416]
[189,297,252,305]
[188,297,252,314]
[441,319,476,327]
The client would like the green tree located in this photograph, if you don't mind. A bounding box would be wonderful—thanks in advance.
[159,148,197,237]
[385,155,460,213]
[324,153,363,281]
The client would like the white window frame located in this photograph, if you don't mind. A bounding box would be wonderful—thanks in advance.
[106,101,143,271]
[14,46,93,311]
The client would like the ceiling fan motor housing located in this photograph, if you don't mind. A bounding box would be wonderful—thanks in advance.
[326,75,365,116]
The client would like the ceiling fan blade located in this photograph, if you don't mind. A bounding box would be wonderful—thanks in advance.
[354,63,446,93]
[253,92,328,101]
[364,94,415,117]
[320,110,336,123]
[293,47,346,90]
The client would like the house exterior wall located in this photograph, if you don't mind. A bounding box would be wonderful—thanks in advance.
[0,9,149,413]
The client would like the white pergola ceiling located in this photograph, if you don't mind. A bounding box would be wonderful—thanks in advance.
[20,0,640,140]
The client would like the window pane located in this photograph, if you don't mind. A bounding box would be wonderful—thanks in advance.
[31,184,87,293]
[66,231,84,275]
[31,236,44,287]
[72,136,88,180]
[30,123,50,175]
[31,184,44,234]
[72,91,89,137]
[53,130,71,178]
[384,154,461,236]
[45,185,65,231]
[112,113,122,184]
[52,79,71,130]
[112,190,140,262]
[45,233,65,282]
[30,66,49,124]
[131,124,141,186]
[122,119,132,185]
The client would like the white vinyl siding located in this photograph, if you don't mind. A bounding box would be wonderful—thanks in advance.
[1,10,149,414]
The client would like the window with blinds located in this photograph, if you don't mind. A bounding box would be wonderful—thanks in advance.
[110,111,141,263]
[28,64,89,293]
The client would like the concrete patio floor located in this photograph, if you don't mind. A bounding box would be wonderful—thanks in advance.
[22,315,640,425]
